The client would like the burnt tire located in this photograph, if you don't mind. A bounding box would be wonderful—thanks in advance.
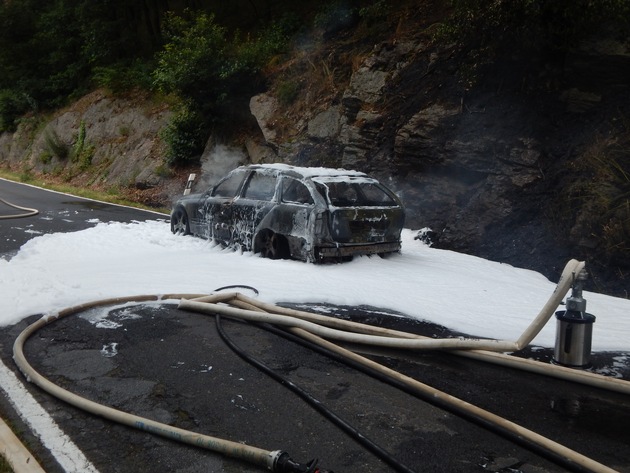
[256,230,289,260]
[171,207,190,235]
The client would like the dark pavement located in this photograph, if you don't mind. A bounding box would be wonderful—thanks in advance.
[1,178,164,255]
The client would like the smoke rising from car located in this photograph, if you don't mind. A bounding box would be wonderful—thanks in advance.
[196,144,246,192]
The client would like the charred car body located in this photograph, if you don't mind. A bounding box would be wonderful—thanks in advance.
[170,164,405,262]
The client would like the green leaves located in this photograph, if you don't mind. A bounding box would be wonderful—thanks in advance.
[442,0,630,54]
[153,10,297,164]
[0,90,28,132]
[154,12,229,99]
[159,102,207,165]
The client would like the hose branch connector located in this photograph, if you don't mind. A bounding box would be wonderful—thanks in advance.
[269,450,333,473]
[566,268,588,315]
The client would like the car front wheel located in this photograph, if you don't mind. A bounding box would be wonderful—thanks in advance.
[171,208,190,235]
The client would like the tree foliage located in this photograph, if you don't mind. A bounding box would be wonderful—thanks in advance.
[0,0,303,163]
[153,11,231,104]
[2,0,629,156]
[160,101,207,166]
[0,0,307,129]
[153,9,298,164]
[442,0,630,55]
[0,0,162,130]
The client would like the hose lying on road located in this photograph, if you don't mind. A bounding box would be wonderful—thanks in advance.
[217,305,606,473]
[13,294,331,473]
[182,259,585,353]
[186,265,630,397]
[0,197,39,219]
[215,314,417,473]
[286,328,616,473]
[178,260,627,473]
[12,259,628,472]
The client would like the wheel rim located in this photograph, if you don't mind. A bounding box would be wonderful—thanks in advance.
[171,209,188,234]
[259,231,289,260]
[261,232,278,259]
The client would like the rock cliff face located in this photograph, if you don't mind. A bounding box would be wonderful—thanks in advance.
[246,33,630,294]
[0,90,175,201]
[1,17,629,296]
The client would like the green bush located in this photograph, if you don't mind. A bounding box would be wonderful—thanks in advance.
[0,90,28,132]
[359,0,391,25]
[43,128,69,161]
[277,80,300,105]
[153,11,231,101]
[153,10,300,163]
[439,0,630,55]
[154,11,297,101]
[160,103,206,165]
[314,1,358,34]
[438,0,630,53]
[71,120,94,169]
[433,0,630,91]
[234,14,298,72]
[93,60,155,93]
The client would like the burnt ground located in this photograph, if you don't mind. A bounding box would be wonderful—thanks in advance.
[419,54,630,299]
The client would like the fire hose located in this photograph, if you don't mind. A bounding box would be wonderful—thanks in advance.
[12,260,629,472]
[0,197,39,219]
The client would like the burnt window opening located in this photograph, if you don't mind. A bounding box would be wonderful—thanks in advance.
[242,172,277,201]
[357,182,398,206]
[281,178,314,205]
[212,170,247,198]
[322,180,397,207]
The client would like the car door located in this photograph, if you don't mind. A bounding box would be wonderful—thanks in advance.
[234,170,278,249]
[271,177,317,250]
[201,169,248,244]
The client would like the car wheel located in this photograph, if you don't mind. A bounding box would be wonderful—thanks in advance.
[257,230,289,260]
[171,208,190,235]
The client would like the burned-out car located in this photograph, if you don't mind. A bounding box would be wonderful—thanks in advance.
[170,164,405,262]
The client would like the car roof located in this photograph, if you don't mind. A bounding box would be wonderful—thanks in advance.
[242,163,368,179]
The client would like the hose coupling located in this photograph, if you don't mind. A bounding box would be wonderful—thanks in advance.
[566,268,588,314]
[270,450,333,473]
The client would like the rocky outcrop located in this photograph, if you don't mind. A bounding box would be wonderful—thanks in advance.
[247,38,553,254]
[243,35,630,292]
[0,90,172,192]
[249,94,279,145]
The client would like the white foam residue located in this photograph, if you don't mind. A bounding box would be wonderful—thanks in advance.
[0,220,628,352]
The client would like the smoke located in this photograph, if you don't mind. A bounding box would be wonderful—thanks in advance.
[196,144,247,192]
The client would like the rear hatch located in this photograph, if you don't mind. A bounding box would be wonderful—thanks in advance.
[314,177,404,244]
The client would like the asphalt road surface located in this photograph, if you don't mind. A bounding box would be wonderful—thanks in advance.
[0,178,164,257]
[1,178,630,473]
